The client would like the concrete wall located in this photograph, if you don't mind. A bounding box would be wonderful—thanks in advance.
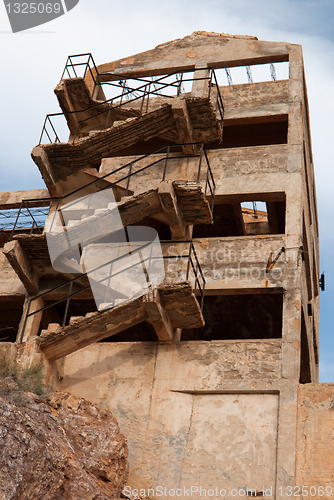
[55,340,283,496]
[296,384,334,498]
[0,249,25,298]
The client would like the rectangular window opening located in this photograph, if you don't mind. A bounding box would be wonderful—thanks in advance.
[193,194,286,238]
[0,298,25,343]
[39,298,98,334]
[214,61,289,86]
[182,292,283,341]
[220,116,288,148]
[300,309,312,383]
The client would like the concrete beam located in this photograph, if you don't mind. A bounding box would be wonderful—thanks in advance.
[0,190,49,210]
[91,33,291,84]
[232,203,246,235]
[55,78,140,137]
[159,281,205,328]
[158,182,187,239]
[17,296,44,342]
[191,67,210,98]
[143,289,174,342]
[31,146,60,197]
[171,99,197,154]
[36,282,203,361]
[33,99,220,189]
[3,240,40,295]
[37,295,148,362]
[173,180,213,225]
[266,201,279,234]
[32,105,176,185]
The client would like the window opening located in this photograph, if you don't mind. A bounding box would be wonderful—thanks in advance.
[193,196,285,238]
[221,116,288,148]
[300,309,312,383]
[182,292,283,341]
[0,299,25,342]
[214,61,289,86]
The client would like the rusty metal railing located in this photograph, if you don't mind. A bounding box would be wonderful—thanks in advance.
[39,68,224,145]
[19,241,205,341]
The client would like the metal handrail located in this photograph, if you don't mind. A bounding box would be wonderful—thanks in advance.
[39,68,224,145]
[20,240,205,341]
[9,143,215,238]
[7,200,51,240]
[48,142,215,230]
[61,53,99,89]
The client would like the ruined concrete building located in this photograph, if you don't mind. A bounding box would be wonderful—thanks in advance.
[1,32,333,498]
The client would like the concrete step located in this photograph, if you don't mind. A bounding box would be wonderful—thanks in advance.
[36,282,204,362]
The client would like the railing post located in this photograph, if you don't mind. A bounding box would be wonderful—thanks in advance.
[50,198,60,233]
[39,116,48,145]
[25,203,43,235]
[83,56,90,79]
[61,56,69,80]
[62,281,73,326]
[73,109,82,143]
[140,85,147,115]
[120,80,126,106]
[186,242,192,281]
[147,243,153,281]
[208,69,213,100]
[162,146,170,181]
[193,245,199,298]
[145,83,151,113]
[205,158,209,198]
[177,72,184,97]
[9,201,23,240]
[20,298,31,342]
[125,164,133,196]
[212,70,224,121]
[86,182,95,217]
[105,108,111,129]
[197,143,204,181]
[104,261,114,304]
[48,115,61,143]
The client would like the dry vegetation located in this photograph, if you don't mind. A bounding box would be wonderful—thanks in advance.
[0,357,48,405]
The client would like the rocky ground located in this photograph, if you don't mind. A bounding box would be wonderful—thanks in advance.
[0,378,128,500]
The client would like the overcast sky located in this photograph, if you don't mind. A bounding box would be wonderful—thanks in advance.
[0,0,333,381]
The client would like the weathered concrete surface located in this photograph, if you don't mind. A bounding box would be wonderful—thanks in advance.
[3,240,40,295]
[220,80,289,115]
[37,283,204,361]
[33,97,220,191]
[8,182,211,279]
[88,32,290,88]
[55,340,282,495]
[55,77,140,136]
[296,384,334,495]
[37,295,147,362]
[0,250,26,297]
[0,189,49,210]
[32,105,176,183]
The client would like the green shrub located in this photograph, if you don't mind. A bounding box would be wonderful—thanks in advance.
[0,357,48,398]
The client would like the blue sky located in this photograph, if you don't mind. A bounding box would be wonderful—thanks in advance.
[0,0,333,380]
